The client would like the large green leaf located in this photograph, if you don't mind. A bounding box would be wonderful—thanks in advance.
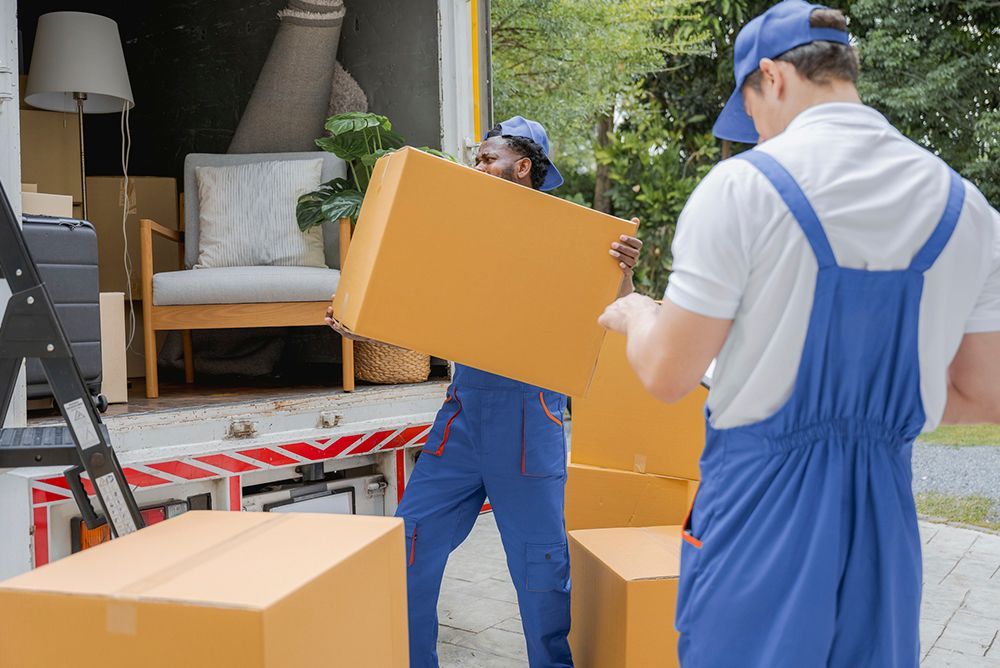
[320,191,364,224]
[296,179,361,231]
[359,148,398,168]
[324,112,389,136]
[315,132,370,161]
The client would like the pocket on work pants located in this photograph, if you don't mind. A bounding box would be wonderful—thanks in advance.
[525,542,570,593]
[521,392,567,477]
[422,387,463,457]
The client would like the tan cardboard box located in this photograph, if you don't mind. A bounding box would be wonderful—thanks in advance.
[87,177,180,295]
[21,191,73,218]
[99,292,128,403]
[565,463,693,532]
[0,511,409,668]
[569,525,682,667]
[19,109,82,216]
[333,147,636,397]
[571,331,707,480]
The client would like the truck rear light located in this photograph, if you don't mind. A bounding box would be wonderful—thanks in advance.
[71,502,184,553]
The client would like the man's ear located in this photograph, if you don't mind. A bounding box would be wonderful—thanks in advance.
[758,58,787,98]
[516,157,532,181]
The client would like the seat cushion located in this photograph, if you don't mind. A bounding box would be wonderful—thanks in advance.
[152,266,340,306]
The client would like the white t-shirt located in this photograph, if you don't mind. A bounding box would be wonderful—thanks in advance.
[666,103,1000,431]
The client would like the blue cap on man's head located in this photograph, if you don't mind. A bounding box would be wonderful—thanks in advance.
[713,0,850,144]
[486,115,564,191]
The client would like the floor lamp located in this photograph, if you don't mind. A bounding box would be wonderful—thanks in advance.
[24,12,134,221]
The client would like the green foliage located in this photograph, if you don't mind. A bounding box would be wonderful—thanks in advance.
[299,113,453,231]
[849,0,1000,204]
[598,83,720,292]
[596,0,771,295]
[491,0,705,163]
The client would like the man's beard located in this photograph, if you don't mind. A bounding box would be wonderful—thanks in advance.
[500,165,518,183]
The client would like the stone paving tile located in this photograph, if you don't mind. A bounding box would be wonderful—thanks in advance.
[444,553,510,584]
[447,572,520,604]
[923,647,1000,667]
[934,610,999,656]
[437,641,522,668]
[443,626,529,663]
[494,617,526,635]
[438,589,521,634]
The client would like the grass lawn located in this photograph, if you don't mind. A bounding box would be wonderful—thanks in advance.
[916,492,1000,531]
[918,424,1000,447]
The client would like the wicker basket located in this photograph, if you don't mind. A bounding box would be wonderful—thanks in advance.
[355,340,431,384]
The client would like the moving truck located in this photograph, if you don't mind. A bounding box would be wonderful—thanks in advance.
[0,0,493,579]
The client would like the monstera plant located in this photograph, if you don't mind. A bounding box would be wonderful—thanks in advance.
[297,112,452,231]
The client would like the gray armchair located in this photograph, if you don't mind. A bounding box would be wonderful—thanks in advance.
[139,151,354,398]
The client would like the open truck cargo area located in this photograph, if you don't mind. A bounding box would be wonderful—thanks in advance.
[1,0,493,579]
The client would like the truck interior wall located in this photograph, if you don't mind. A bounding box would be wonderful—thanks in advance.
[17,0,442,187]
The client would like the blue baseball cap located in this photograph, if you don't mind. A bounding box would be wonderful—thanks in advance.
[485,115,564,191]
[713,0,850,144]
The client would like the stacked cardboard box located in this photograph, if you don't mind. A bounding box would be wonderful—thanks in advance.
[20,108,83,219]
[567,330,708,667]
[0,511,409,667]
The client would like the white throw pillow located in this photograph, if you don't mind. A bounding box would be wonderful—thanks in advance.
[194,159,326,269]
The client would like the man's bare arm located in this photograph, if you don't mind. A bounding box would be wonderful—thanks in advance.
[941,331,1000,424]
[599,294,731,403]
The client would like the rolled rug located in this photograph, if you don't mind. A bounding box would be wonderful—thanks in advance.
[328,61,368,116]
[229,0,345,153]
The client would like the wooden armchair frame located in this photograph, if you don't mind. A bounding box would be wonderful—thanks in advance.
[139,214,355,398]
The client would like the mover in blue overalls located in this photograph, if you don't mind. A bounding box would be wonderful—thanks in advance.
[599,1,1000,666]
[327,116,644,668]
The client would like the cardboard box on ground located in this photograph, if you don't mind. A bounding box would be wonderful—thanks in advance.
[0,512,409,668]
[333,147,637,397]
[566,330,707,667]
[570,525,684,668]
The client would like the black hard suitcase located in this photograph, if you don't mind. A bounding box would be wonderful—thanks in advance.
[21,214,103,401]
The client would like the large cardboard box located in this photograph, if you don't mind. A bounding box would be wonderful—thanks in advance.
[569,525,682,667]
[333,147,636,397]
[571,331,707,480]
[0,511,408,667]
[19,109,83,217]
[100,292,128,403]
[87,176,180,295]
[21,191,74,218]
[565,463,693,532]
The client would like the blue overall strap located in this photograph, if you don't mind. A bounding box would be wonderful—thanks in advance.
[908,168,965,273]
[735,150,838,269]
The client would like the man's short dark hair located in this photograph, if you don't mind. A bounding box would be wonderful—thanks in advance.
[744,8,858,92]
[485,125,550,190]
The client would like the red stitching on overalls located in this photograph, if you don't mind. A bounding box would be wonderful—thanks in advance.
[682,485,703,549]
[539,392,563,426]
[428,389,463,457]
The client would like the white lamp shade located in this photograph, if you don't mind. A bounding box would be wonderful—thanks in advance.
[25,12,134,114]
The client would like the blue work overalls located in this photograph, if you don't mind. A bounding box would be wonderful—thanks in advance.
[396,363,573,668]
[677,150,965,667]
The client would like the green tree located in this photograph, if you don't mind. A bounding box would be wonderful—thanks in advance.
[596,0,772,294]
[849,0,1000,204]
[491,0,705,206]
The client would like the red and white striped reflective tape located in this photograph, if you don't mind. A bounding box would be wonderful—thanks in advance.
[30,423,431,504]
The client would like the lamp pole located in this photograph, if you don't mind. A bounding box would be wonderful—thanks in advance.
[73,91,88,220]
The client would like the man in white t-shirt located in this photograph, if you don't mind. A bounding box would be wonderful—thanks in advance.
[599,1,1000,666]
